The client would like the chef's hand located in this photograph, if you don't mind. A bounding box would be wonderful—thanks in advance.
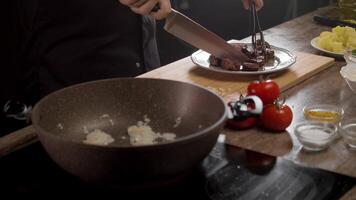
[119,0,171,20]
[242,0,264,11]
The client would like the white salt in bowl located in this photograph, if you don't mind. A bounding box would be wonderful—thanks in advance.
[294,121,337,151]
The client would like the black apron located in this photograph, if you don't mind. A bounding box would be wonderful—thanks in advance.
[0,0,160,135]
[18,0,160,102]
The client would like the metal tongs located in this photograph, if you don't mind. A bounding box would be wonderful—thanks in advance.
[250,1,266,57]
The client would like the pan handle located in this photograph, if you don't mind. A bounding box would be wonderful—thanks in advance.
[0,125,38,157]
[3,100,32,122]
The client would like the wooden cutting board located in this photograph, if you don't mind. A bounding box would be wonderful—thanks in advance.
[140,51,334,157]
[140,52,334,96]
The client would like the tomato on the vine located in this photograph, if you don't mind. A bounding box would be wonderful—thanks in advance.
[247,79,280,105]
[261,101,293,132]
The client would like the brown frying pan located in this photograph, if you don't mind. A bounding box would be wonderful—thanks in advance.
[31,78,227,187]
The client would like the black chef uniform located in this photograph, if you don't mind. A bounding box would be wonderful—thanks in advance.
[19,0,160,101]
[0,0,160,134]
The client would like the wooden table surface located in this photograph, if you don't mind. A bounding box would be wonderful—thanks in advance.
[141,7,356,198]
[1,6,355,199]
[139,7,356,179]
[237,8,356,178]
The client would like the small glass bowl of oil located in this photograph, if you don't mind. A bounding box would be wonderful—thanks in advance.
[303,104,344,124]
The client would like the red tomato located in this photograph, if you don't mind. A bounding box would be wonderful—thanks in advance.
[226,117,257,130]
[261,103,293,132]
[247,80,280,105]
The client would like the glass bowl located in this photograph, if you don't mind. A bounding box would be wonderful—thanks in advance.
[340,51,356,94]
[294,121,337,151]
[339,118,356,150]
[303,104,344,123]
[340,67,356,94]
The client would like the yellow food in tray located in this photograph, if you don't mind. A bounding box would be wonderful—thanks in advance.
[344,19,356,24]
[316,26,356,53]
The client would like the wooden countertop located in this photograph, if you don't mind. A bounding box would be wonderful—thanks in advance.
[138,6,356,180]
[1,6,355,198]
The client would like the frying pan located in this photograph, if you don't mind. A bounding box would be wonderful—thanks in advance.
[31,78,227,187]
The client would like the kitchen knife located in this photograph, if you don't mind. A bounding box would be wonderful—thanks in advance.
[313,15,356,28]
[163,9,247,61]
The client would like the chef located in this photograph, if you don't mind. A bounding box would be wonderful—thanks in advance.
[12,0,263,102]
[1,0,263,134]
[16,0,163,103]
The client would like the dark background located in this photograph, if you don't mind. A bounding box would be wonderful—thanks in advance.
[0,0,334,135]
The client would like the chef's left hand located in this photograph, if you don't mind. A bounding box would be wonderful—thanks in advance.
[119,0,172,20]
[241,0,264,11]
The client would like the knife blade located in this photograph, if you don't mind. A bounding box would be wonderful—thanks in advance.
[163,9,247,62]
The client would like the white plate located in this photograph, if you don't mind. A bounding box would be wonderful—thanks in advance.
[310,37,344,58]
[190,39,296,75]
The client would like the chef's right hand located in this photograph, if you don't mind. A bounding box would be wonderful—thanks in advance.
[119,0,172,20]
[231,43,249,63]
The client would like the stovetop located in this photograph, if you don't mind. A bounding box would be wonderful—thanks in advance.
[0,141,354,199]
